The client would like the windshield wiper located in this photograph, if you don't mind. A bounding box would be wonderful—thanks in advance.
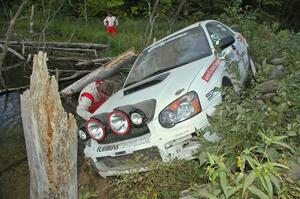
[124,80,140,88]
[143,68,174,80]
[124,68,171,88]
[143,59,197,80]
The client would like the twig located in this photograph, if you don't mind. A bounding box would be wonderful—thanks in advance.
[0,85,29,95]
[1,62,24,72]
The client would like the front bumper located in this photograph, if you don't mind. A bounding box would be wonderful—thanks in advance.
[83,105,218,177]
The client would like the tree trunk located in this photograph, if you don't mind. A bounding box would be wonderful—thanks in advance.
[75,57,112,67]
[60,49,137,96]
[1,40,108,51]
[84,0,87,22]
[20,52,78,199]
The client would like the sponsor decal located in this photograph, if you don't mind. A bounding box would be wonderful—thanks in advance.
[97,145,119,152]
[175,88,185,96]
[202,58,221,82]
[237,34,246,46]
[97,135,151,152]
[206,87,218,101]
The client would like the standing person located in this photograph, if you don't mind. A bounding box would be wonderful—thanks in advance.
[76,80,115,120]
[103,11,118,36]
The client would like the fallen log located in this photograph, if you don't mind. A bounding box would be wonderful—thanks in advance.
[1,40,109,51]
[9,44,99,54]
[60,49,137,96]
[20,51,77,198]
[75,57,112,67]
[48,55,88,62]
[48,69,92,73]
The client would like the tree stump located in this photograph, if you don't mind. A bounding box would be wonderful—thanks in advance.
[20,52,78,199]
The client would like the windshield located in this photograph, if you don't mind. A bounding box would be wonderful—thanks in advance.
[124,27,211,87]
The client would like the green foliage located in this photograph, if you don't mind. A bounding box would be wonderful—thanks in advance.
[86,0,124,16]
[115,159,203,199]
[195,132,293,198]
[79,191,98,199]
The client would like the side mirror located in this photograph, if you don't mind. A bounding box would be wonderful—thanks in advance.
[218,36,235,50]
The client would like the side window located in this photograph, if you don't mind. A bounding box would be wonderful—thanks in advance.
[206,22,234,46]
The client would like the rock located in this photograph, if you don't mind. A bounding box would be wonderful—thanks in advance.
[269,57,284,65]
[255,100,264,108]
[261,93,275,100]
[268,65,285,80]
[260,80,279,94]
[286,160,300,181]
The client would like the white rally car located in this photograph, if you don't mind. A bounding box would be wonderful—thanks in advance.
[78,20,256,177]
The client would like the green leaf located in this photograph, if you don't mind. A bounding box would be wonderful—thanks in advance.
[207,153,215,165]
[267,162,289,169]
[219,170,228,198]
[227,185,242,198]
[263,175,274,198]
[242,171,256,197]
[245,156,259,169]
[271,140,294,152]
[248,185,269,199]
[273,135,288,141]
[258,174,269,197]
[269,173,281,193]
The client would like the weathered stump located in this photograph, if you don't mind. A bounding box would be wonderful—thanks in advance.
[20,52,78,199]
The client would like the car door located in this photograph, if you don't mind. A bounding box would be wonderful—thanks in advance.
[206,22,247,83]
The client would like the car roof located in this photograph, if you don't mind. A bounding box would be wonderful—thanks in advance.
[144,20,219,52]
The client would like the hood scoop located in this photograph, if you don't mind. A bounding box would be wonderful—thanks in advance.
[124,72,170,96]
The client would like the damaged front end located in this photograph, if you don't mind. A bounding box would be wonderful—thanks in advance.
[79,99,163,176]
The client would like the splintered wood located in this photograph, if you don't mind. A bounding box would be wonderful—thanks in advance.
[20,52,78,199]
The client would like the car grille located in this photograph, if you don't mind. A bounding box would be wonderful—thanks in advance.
[101,125,150,144]
[97,147,162,168]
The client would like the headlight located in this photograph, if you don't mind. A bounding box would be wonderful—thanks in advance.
[107,111,131,135]
[130,112,143,125]
[86,118,106,141]
[130,109,147,127]
[159,91,201,128]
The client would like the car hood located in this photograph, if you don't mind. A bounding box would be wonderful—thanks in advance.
[93,56,212,119]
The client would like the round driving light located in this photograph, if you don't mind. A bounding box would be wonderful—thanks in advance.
[86,119,106,141]
[107,111,131,135]
[78,129,88,140]
[130,112,143,126]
